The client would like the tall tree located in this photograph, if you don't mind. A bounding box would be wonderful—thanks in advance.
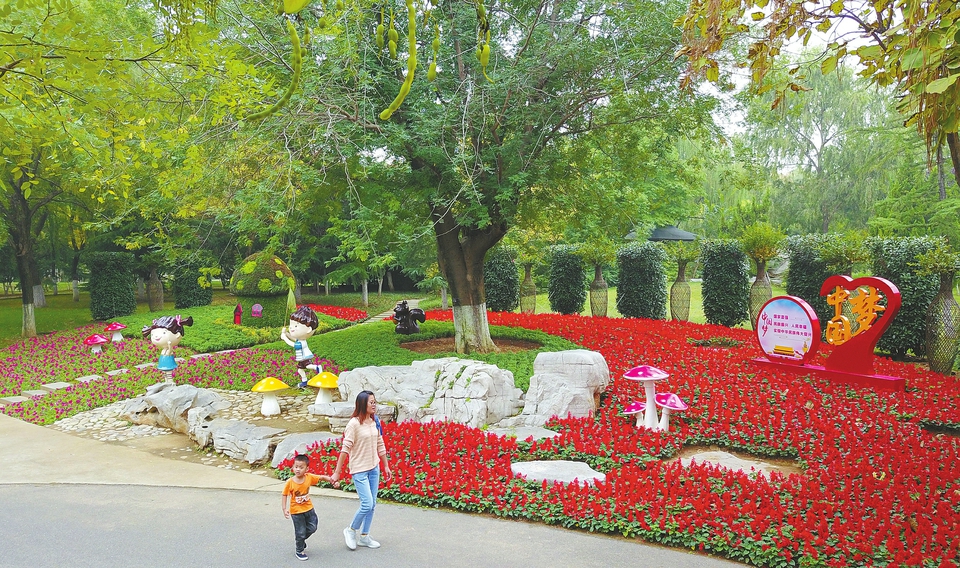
[678,0,960,187]
[232,0,713,352]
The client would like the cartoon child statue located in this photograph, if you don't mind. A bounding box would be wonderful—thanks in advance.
[141,315,194,382]
[280,305,320,388]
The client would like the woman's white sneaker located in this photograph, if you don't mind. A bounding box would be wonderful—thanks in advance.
[343,527,357,550]
[357,534,380,549]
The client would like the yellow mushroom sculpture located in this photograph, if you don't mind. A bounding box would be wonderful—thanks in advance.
[307,371,339,404]
[252,376,289,417]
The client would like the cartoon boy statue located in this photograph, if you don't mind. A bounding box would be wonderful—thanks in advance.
[280,306,320,388]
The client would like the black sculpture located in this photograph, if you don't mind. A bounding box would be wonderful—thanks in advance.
[394,300,426,334]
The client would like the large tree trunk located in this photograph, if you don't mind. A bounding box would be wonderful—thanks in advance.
[146,268,164,311]
[14,249,37,338]
[432,205,505,354]
[386,271,395,292]
[70,251,81,302]
[361,279,369,306]
[947,133,960,190]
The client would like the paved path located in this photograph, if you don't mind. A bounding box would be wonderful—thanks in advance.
[0,414,746,568]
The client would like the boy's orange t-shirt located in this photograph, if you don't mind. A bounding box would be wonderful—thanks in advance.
[283,473,321,514]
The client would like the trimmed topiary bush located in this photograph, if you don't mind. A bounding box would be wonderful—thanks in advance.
[784,234,833,331]
[616,242,667,319]
[172,262,213,309]
[87,252,137,321]
[229,251,296,328]
[547,245,586,315]
[866,236,940,359]
[700,240,749,327]
[484,246,520,312]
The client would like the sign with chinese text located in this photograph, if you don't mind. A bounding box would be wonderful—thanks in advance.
[753,275,904,391]
[756,297,820,364]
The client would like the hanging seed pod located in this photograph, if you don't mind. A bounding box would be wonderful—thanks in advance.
[247,19,302,121]
[388,39,398,58]
[282,0,311,14]
[379,0,418,119]
[427,60,437,81]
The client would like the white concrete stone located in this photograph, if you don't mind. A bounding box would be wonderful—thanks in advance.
[106,368,129,376]
[75,374,103,383]
[134,363,155,370]
[511,460,605,486]
[680,451,780,478]
[39,382,73,393]
[21,390,47,398]
[0,396,29,406]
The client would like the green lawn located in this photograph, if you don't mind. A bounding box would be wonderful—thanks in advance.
[0,282,784,349]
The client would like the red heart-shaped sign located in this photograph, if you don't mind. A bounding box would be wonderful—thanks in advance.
[819,275,901,375]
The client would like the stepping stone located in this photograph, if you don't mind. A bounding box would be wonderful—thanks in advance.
[21,390,48,399]
[135,363,155,370]
[216,350,235,355]
[75,374,103,384]
[39,382,73,393]
[511,460,605,486]
[488,426,560,442]
[190,353,213,359]
[106,368,129,376]
[680,451,779,478]
[0,396,30,406]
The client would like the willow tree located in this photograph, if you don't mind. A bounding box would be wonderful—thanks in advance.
[225,0,711,353]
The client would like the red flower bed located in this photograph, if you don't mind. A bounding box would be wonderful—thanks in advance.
[282,311,960,566]
[302,304,368,322]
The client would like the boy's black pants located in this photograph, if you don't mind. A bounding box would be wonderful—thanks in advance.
[291,508,318,553]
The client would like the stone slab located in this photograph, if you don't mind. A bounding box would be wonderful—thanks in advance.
[39,382,73,393]
[680,451,779,478]
[134,363,155,370]
[0,396,30,406]
[511,460,605,487]
[106,368,129,376]
[190,353,213,359]
[271,432,342,468]
[21,390,48,399]
[75,375,103,383]
[488,426,561,442]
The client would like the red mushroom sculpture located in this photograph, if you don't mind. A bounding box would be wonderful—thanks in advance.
[654,392,689,432]
[623,401,645,428]
[84,334,110,354]
[623,365,670,430]
[104,322,127,343]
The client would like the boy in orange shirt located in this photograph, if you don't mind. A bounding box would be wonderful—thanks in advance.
[282,455,333,561]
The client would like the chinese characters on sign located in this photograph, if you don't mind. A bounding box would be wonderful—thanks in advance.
[756,297,820,364]
[824,285,886,345]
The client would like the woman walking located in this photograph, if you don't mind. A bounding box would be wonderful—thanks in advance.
[331,390,392,550]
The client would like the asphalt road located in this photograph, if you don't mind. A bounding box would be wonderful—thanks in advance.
[0,484,744,568]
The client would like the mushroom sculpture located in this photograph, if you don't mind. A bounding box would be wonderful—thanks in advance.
[84,334,110,354]
[622,365,670,430]
[655,392,689,432]
[104,322,127,343]
[307,371,339,404]
[251,376,288,417]
[623,401,645,428]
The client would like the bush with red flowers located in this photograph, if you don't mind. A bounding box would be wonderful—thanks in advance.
[303,304,368,322]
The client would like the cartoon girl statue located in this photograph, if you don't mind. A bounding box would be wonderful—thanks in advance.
[142,315,194,382]
[280,306,320,388]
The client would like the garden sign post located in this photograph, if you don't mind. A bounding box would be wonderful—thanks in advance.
[752,275,905,391]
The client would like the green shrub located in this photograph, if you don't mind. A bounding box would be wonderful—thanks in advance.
[785,234,833,330]
[615,242,667,319]
[866,236,940,358]
[547,245,586,315]
[700,240,749,327]
[281,320,579,391]
[484,246,520,312]
[173,262,213,309]
[229,251,296,327]
[86,252,137,321]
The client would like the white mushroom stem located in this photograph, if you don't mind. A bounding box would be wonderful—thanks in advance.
[111,331,123,342]
[656,407,672,432]
[635,412,643,428]
[643,381,659,430]
[91,345,103,355]
[260,393,281,416]
[315,388,334,405]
